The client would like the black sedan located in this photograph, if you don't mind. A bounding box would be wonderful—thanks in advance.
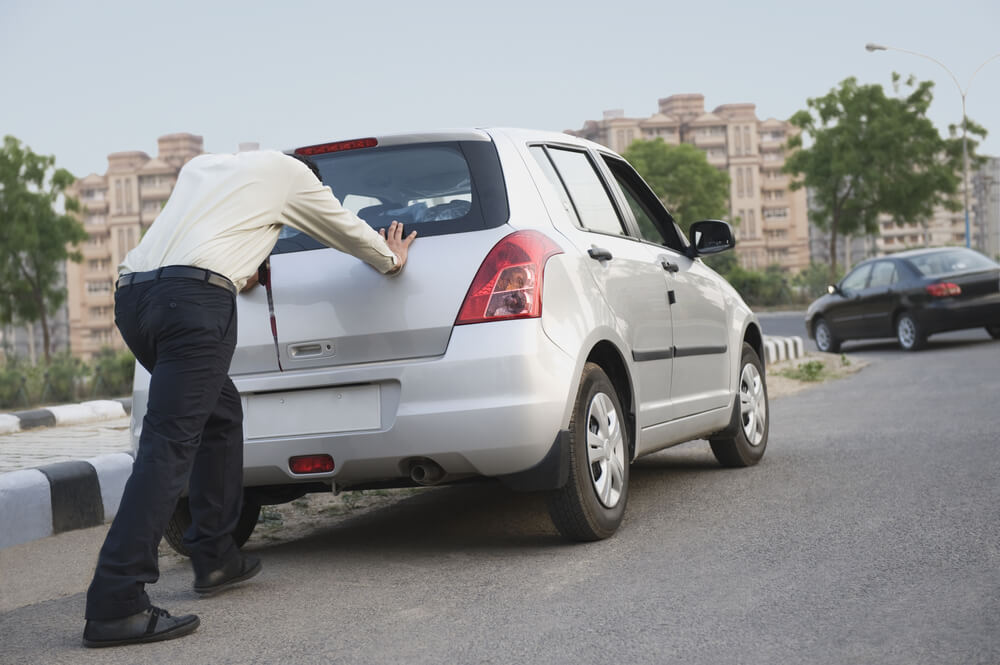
[805,247,1000,351]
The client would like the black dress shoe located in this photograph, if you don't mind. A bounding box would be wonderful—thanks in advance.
[194,553,262,597]
[83,606,199,648]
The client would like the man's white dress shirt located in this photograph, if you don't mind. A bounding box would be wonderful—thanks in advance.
[120,150,399,290]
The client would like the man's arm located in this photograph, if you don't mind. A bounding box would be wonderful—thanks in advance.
[281,156,415,275]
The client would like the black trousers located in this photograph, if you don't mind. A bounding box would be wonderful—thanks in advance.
[86,274,243,620]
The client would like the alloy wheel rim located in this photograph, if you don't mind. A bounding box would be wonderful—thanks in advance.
[898,317,916,348]
[586,392,625,509]
[739,363,767,447]
[816,323,831,351]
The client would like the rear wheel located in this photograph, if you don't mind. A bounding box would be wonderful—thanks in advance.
[164,495,261,557]
[896,312,926,351]
[710,343,768,468]
[814,318,841,353]
[986,326,1000,340]
[546,363,629,541]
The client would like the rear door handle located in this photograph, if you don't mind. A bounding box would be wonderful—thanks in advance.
[588,247,613,261]
[661,260,679,273]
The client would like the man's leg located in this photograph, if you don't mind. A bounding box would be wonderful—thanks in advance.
[185,376,245,577]
[86,281,236,620]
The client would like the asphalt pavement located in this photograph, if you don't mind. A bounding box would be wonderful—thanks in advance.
[1,327,997,664]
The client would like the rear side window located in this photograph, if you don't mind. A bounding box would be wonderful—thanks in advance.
[273,140,509,254]
[542,148,628,237]
[905,249,998,276]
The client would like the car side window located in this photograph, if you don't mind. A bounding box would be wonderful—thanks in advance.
[867,261,898,289]
[600,155,684,251]
[841,264,873,293]
[544,148,628,237]
[529,146,581,227]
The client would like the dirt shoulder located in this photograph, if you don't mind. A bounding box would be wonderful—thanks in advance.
[766,351,869,399]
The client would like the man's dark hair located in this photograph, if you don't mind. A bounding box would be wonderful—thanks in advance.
[289,153,321,181]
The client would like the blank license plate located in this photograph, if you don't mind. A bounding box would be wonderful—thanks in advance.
[244,385,380,439]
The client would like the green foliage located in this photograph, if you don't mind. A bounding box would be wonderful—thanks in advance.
[91,348,136,397]
[41,352,88,404]
[785,75,983,277]
[623,138,731,234]
[793,262,845,300]
[779,360,826,382]
[0,348,134,409]
[0,136,87,363]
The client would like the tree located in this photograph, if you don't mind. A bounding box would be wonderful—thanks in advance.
[0,136,86,363]
[623,139,731,235]
[785,75,984,277]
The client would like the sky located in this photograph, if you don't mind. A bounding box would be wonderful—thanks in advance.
[2,0,998,178]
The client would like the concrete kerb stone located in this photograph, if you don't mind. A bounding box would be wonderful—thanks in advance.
[762,335,805,366]
[0,451,134,550]
[2,397,131,433]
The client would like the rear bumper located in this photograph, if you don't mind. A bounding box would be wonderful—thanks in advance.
[134,320,577,489]
[915,296,1000,335]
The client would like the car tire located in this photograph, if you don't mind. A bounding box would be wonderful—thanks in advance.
[164,495,261,557]
[709,343,769,468]
[896,312,926,351]
[813,318,841,353]
[546,362,630,541]
[986,326,1000,340]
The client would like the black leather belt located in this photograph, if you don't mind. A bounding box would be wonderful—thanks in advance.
[116,266,237,296]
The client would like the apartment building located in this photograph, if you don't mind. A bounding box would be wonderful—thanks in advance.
[569,94,811,272]
[66,133,203,359]
[873,157,998,258]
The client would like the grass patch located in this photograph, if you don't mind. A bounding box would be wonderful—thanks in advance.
[778,360,827,382]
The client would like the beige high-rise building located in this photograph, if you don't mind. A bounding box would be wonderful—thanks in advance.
[66,133,203,359]
[569,94,811,272]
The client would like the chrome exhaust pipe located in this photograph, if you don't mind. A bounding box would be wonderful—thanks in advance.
[409,459,446,486]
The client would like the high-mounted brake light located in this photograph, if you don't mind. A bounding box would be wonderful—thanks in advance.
[294,138,378,156]
[455,231,563,325]
[926,282,961,297]
[288,454,335,474]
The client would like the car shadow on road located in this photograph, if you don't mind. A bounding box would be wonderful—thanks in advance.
[244,441,727,559]
[838,333,996,355]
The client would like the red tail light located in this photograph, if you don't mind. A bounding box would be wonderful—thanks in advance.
[294,138,377,156]
[455,231,563,325]
[926,282,961,297]
[289,455,335,474]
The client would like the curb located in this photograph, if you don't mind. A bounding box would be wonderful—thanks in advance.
[762,335,805,366]
[0,452,134,549]
[0,398,132,435]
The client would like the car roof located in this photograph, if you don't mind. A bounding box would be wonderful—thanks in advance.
[289,127,613,155]
[885,246,980,260]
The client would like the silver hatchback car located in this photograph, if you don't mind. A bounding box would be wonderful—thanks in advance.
[131,128,769,548]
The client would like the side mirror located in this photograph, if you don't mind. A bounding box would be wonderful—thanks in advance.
[828,284,843,296]
[687,220,735,257]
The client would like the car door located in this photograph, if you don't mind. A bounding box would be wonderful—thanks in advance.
[597,153,731,419]
[826,263,873,339]
[857,260,900,338]
[529,145,674,428]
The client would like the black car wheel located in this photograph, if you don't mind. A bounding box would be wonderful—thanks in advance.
[546,362,629,541]
[814,318,841,353]
[710,343,769,468]
[987,326,1000,340]
[896,312,926,351]
[164,495,261,557]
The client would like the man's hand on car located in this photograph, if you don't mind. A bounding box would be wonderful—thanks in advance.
[380,220,417,274]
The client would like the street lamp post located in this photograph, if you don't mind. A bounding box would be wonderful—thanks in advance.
[866,43,1000,249]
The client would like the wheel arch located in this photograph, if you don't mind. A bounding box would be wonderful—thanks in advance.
[586,341,636,461]
[743,321,765,370]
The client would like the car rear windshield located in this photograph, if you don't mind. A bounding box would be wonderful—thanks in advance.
[272,140,509,255]
[905,249,998,277]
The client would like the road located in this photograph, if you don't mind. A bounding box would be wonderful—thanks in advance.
[1,328,998,664]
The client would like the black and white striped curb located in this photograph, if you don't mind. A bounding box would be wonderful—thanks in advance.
[0,452,134,549]
[0,398,131,435]
[762,335,805,365]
